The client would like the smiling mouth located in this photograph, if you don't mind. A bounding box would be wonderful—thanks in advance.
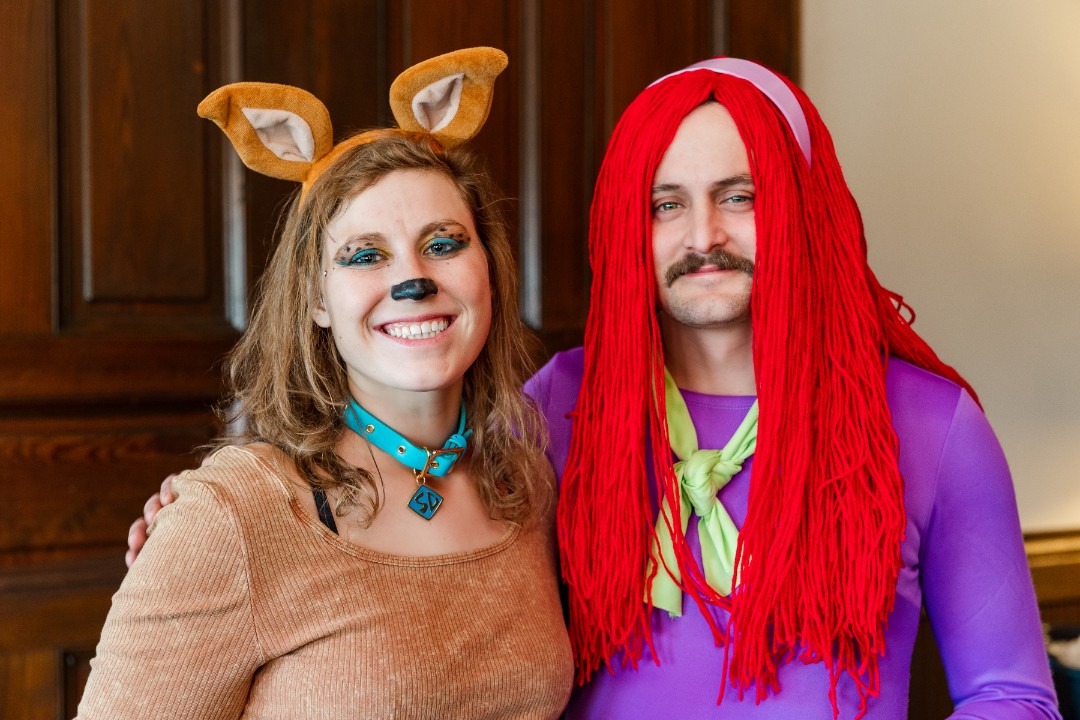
[381,317,452,340]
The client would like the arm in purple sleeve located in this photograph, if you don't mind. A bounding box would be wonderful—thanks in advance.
[920,390,1060,719]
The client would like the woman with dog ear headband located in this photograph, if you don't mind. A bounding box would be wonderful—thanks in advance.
[77,48,573,720]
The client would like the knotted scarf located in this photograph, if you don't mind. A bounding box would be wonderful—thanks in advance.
[648,369,758,616]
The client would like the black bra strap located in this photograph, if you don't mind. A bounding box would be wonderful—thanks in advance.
[312,488,338,535]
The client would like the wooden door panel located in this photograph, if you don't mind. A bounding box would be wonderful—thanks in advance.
[240,1,387,296]
[728,0,800,79]
[57,0,229,333]
[0,3,800,717]
[0,548,123,718]
[601,0,715,132]
[1,2,236,715]
[388,0,522,203]
[527,0,722,352]
[0,0,56,336]
[0,648,61,720]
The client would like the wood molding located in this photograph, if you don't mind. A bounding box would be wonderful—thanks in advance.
[0,336,232,405]
[0,549,126,651]
[0,409,216,552]
[1026,529,1080,606]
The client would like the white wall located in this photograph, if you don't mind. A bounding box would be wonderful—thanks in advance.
[802,1,1080,531]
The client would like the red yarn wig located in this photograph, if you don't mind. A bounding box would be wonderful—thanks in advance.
[556,60,977,716]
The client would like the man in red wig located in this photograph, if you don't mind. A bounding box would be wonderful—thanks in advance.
[526,58,1060,718]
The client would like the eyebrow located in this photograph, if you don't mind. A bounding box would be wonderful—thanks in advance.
[651,173,755,195]
[332,218,470,253]
[419,219,470,237]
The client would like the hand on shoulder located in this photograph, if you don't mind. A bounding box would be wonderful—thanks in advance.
[124,473,177,568]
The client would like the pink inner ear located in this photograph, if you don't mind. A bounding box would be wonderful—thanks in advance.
[411,73,464,133]
[241,107,316,162]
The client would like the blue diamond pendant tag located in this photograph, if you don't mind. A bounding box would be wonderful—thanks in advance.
[408,485,443,520]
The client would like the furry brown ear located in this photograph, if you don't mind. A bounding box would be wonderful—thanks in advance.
[389,47,508,148]
[197,82,334,181]
[200,48,507,192]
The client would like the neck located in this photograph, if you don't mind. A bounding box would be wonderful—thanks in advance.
[660,313,756,396]
[347,382,464,449]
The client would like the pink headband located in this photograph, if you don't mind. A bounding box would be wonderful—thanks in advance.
[650,57,812,166]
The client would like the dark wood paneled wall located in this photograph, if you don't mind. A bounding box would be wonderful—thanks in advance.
[0,0,805,715]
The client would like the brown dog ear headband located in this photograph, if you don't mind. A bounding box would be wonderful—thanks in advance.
[197,47,508,200]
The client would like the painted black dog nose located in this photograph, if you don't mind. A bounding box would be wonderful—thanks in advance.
[390,278,439,301]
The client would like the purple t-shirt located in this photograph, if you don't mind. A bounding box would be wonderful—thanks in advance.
[525,347,1059,719]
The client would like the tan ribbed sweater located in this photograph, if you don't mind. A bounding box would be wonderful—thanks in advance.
[76,446,573,719]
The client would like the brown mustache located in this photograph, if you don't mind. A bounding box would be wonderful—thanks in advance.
[663,249,755,287]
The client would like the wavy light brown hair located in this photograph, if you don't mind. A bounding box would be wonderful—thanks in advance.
[218,133,547,525]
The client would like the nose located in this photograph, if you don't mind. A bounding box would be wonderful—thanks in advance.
[391,278,439,301]
[686,204,728,254]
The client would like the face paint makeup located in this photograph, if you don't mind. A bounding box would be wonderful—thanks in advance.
[311,170,491,400]
[390,278,439,301]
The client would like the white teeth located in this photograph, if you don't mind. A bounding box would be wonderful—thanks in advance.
[384,318,450,340]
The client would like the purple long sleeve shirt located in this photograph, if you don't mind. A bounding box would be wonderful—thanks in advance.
[525,347,1060,719]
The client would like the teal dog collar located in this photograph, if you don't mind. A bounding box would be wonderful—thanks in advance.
[343,397,471,519]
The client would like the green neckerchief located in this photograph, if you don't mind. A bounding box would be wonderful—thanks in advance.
[647,368,759,617]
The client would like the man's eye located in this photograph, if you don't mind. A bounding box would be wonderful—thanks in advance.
[653,201,681,214]
[723,194,755,211]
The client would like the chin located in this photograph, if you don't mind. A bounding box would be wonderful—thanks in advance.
[345,362,466,399]
[390,372,467,395]
[661,300,751,329]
